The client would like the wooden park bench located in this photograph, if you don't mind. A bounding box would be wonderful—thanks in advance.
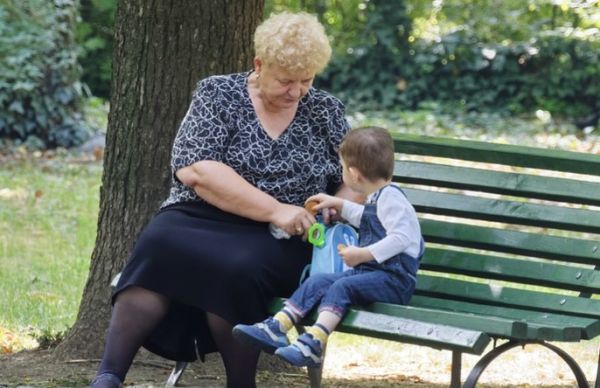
[162,133,600,388]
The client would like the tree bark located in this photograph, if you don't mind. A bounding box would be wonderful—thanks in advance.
[55,0,264,359]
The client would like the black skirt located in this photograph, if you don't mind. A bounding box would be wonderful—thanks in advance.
[113,201,312,361]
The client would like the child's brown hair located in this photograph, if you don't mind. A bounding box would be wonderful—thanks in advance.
[339,126,394,181]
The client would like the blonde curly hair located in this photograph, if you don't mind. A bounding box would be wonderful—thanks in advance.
[254,12,332,74]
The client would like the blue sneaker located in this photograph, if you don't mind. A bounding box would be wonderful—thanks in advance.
[232,317,289,354]
[274,332,324,367]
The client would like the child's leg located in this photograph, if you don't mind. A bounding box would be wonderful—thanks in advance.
[232,273,343,353]
[275,270,405,367]
[320,269,408,314]
[304,309,340,346]
[271,308,298,332]
[274,310,341,368]
[284,272,342,319]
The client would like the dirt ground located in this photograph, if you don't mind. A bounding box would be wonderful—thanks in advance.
[1,335,596,387]
[0,349,433,388]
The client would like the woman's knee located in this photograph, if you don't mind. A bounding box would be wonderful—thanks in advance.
[114,286,169,316]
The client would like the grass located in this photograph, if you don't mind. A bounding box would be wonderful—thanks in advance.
[0,152,101,346]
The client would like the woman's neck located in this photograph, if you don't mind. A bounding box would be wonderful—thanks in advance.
[247,73,298,138]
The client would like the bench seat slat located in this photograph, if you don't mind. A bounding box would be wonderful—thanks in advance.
[339,309,490,355]
[268,297,490,354]
[410,295,600,341]
[395,161,600,206]
[416,275,600,321]
[421,247,600,294]
[363,303,527,339]
[393,133,600,176]
[404,188,600,234]
[421,219,600,266]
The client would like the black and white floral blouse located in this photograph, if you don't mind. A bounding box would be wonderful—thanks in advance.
[162,71,350,209]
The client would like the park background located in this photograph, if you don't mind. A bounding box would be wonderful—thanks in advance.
[1,0,599,386]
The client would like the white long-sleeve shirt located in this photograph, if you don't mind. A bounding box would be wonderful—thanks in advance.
[341,185,422,263]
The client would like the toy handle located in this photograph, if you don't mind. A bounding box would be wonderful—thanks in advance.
[307,223,326,248]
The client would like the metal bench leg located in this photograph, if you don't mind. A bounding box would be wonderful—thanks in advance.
[450,350,462,388]
[307,343,326,388]
[595,346,599,388]
[165,361,188,387]
[464,340,590,388]
[307,361,324,388]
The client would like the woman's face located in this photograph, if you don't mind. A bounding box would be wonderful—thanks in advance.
[257,63,315,109]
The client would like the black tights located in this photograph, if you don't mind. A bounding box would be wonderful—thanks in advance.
[94,286,169,387]
[206,312,260,388]
[93,287,259,388]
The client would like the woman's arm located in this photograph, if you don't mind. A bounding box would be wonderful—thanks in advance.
[176,160,316,235]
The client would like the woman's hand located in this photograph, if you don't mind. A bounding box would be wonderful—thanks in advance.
[270,203,317,237]
[338,245,373,267]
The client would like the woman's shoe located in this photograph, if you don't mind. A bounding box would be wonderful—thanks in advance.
[90,372,122,388]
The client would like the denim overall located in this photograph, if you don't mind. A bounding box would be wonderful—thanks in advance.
[285,185,425,318]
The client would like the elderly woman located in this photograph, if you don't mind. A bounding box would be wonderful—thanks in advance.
[92,12,354,388]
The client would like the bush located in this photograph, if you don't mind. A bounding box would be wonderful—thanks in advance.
[315,2,600,118]
[0,0,92,149]
[412,30,600,117]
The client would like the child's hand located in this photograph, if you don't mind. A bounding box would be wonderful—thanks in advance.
[304,193,344,224]
[337,245,373,267]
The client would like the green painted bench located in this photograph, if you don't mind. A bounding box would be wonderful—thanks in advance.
[165,133,600,388]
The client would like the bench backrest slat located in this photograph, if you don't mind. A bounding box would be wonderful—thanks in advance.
[421,219,600,266]
[394,134,600,176]
[405,188,600,234]
[396,161,600,206]
[421,247,600,294]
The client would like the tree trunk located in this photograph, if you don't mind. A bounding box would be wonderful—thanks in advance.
[55,0,264,359]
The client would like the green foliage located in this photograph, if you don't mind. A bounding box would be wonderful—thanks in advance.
[76,0,116,99]
[265,0,367,57]
[0,0,92,149]
[406,30,600,116]
[72,0,599,119]
[319,0,415,109]
[421,0,600,43]
[35,328,65,349]
[313,0,600,117]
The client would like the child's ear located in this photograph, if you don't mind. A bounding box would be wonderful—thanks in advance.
[348,166,362,182]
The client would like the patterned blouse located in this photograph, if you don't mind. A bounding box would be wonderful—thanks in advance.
[161,71,350,209]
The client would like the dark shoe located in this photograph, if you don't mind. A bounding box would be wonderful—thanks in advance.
[275,332,324,367]
[90,372,122,388]
[232,317,289,354]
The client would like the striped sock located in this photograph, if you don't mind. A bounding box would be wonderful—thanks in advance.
[274,309,295,332]
[306,323,330,345]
